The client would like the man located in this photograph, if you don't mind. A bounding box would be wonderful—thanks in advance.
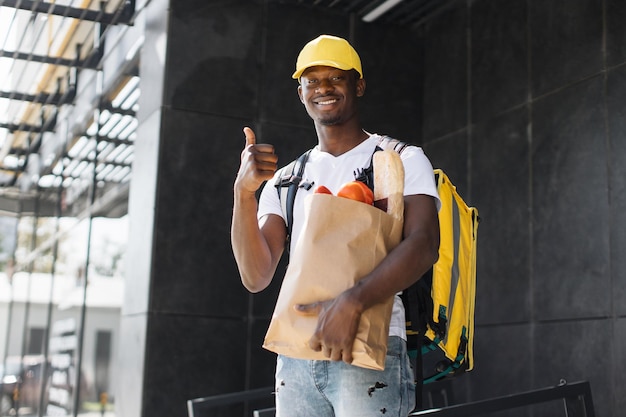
[231,34,440,416]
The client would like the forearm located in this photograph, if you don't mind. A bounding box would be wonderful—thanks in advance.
[231,190,279,293]
[344,228,438,313]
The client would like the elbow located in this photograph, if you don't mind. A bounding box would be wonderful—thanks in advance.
[241,275,271,293]
[244,283,264,294]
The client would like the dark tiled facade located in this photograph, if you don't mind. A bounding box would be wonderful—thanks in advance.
[120,1,626,416]
[420,1,624,416]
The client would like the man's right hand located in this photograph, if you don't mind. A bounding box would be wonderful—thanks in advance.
[235,127,278,193]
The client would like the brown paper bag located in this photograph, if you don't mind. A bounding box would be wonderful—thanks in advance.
[263,193,403,370]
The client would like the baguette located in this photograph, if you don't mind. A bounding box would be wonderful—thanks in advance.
[372,149,404,223]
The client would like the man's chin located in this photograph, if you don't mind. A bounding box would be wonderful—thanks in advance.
[317,116,342,126]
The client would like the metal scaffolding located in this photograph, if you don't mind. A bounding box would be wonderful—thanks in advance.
[0,0,138,215]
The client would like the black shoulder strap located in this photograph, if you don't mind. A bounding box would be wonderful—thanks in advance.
[275,149,313,245]
[377,135,410,154]
[354,135,410,189]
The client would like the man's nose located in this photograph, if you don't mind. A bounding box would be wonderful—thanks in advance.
[316,79,334,93]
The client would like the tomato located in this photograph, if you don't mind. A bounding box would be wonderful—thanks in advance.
[314,185,333,194]
[337,181,374,205]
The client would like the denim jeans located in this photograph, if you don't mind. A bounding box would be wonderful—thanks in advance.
[274,336,416,417]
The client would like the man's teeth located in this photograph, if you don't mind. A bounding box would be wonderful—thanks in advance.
[318,99,337,105]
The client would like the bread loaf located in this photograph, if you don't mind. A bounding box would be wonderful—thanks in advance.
[372,149,404,223]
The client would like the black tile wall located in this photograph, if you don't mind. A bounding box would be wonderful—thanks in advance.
[606,0,626,67]
[607,65,626,317]
[463,324,532,415]
[531,77,610,321]
[420,5,468,142]
[142,315,249,417]
[248,317,277,389]
[615,319,626,413]
[529,0,603,97]
[470,0,528,124]
[472,108,530,325]
[165,2,263,117]
[151,109,250,317]
[533,320,612,417]
[422,130,469,197]
[356,25,423,141]
[419,1,625,414]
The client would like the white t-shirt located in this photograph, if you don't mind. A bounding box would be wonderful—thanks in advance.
[258,133,440,340]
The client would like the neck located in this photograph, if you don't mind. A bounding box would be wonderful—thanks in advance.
[315,122,369,156]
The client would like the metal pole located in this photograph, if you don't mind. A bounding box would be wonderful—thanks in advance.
[72,7,106,412]
[0,216,19,414]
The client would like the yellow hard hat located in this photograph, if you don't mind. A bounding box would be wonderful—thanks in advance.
[292,35,363,80]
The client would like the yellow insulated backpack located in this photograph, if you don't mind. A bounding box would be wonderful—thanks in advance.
[402,169,479,386]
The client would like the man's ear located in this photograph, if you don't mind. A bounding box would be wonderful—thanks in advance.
[297,85,305,103]
[356,78,366,97]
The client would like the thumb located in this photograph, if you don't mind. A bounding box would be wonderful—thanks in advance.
[243,126,256,147]
[294,302,323,316]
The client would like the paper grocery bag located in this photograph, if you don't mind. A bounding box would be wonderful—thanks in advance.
[263,193,403,370]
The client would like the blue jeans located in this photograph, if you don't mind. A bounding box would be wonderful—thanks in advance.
[274,336,416,417]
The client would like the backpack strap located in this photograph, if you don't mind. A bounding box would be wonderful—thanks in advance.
[353,135,410,187]
[275,149,313,246]
[376,135,410,154]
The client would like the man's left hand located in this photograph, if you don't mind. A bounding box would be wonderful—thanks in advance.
[294,294,362,364]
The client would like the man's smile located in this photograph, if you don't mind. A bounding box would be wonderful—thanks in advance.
[314,97,340,106]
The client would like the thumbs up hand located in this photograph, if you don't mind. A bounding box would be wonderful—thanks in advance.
[235,127,278,194]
